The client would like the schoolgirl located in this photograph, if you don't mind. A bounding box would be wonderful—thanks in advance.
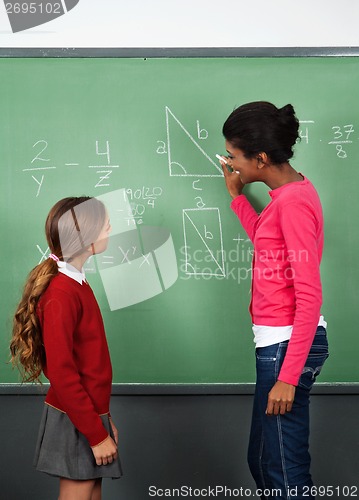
[11,196,122,500]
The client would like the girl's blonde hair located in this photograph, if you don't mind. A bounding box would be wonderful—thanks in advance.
[10,196,106,383]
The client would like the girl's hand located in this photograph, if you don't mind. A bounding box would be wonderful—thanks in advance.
[219,158,245,199]
[266,380,296,416]
[91,435,118,466]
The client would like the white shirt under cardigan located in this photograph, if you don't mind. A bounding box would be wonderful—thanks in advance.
[253,315,327,348]
[57,261,87,285]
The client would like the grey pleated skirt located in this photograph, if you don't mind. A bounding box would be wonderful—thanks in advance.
[34,404,123,480]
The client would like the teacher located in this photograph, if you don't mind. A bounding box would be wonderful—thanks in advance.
[219,101,329,500]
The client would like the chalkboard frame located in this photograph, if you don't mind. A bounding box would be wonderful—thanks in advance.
[1,383,359,395]
[0,47,359,58]
[1,47,359,394]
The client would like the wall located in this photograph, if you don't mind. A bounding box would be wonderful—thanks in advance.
[0,0,359,48]
[1,391,358,499]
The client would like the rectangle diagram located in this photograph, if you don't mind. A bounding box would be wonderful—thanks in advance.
[182,207,225,277]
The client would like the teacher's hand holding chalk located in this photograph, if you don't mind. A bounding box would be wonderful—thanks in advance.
[215,153,228,165]
[216,153,240,174]
[217,153,244,199]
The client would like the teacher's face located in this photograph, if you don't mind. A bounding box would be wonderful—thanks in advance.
[225,141,261,184]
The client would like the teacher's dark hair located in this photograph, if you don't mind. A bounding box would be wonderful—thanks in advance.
[222,101,300,164]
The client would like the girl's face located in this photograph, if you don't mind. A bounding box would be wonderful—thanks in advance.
[92,212,112,255]
[225,140,261,184]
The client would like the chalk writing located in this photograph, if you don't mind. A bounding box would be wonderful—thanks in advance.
[182,208,225,277]
[299,120,315,144]
[163,106,223,177]
[88,141,120,188]
[328,124,355,158]
[22,140,54,197]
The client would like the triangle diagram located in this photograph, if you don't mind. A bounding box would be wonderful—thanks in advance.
[166,107,223,177]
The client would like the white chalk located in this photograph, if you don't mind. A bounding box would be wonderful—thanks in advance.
[216,153,240,174]
[215,153,228,165]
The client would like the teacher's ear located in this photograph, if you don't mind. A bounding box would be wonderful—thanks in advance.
[256,152,269,168]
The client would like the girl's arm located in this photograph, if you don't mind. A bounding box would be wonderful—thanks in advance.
[40,291,109,447]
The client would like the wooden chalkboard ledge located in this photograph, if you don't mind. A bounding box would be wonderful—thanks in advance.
[1,383,359,395]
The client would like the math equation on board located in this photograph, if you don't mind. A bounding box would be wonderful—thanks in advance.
[21,108,243,291]
[20,118,356,199]
[299,121,356,158]
[20,109,357,292]
[21,138,163,223]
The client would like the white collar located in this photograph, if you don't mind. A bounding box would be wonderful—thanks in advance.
[57,261,87,285]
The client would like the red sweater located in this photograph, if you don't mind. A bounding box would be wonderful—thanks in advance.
[231,176,324,386]
[37,273,112,446]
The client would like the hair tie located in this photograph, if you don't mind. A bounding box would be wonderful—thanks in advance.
[48,253,59,262]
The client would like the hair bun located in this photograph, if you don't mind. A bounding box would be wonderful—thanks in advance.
[278,104,299,145]
[278,104,295,121]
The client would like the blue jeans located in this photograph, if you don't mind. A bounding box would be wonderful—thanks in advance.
[248,327,329,500]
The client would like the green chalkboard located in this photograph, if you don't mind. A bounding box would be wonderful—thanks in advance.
[1,57,358,384]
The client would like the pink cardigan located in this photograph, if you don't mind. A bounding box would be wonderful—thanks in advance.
[231,176,324,386]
